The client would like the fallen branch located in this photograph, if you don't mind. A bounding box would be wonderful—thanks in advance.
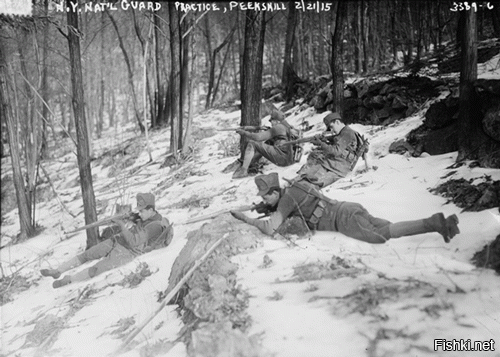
[115,234,228,354]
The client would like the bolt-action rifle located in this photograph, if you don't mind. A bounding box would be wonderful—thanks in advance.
[279,132,337,147]
[218,126,270,132]
[66,211,141,234]
[185,201,272,224]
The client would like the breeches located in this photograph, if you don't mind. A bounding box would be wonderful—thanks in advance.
[319,202,392,244]
[248,141,293,167]
[297,163,343,188]
[77,239,135,278]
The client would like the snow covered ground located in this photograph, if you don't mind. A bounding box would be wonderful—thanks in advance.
[1,59,500,357]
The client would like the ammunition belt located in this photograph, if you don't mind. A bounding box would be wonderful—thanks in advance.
[308,200,326,230]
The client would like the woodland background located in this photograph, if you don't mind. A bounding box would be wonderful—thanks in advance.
[1,0,500,246]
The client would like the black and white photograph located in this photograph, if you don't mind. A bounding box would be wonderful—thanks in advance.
[1,0,499,356]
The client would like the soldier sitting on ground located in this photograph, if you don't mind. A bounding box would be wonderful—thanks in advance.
[40,193,173,289]
[232,110,295,179]
[230,172,460,244]
[296,111,370,188]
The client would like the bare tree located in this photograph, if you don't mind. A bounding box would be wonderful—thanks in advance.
[66,0,99,248]
[106,9,145,133]
[282,2,299,101]
[240,10,266,152]
[168,2,181,159]
[456,7,500,167]
[0,29,35,240]
[330,0,347,115]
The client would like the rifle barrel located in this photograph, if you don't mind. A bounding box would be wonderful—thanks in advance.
[185,204,255,224]
[65,212,130,234]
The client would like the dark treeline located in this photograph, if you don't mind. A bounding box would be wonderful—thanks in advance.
[1,0,498,243]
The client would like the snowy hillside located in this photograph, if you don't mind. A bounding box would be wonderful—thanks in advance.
[1,60,500,357]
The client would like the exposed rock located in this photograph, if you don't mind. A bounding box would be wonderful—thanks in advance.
[483,105,500,142]
[424,100,459,130]
[421,122,459,155]
[389,139,416,155]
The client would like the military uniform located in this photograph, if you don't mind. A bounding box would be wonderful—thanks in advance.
[79,211,171,278]
[297,125,362,188]
[233,110,294,179]
[41,193,173,288]
[231,173,460,245]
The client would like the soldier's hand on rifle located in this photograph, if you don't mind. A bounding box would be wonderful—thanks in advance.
[235,128,245,136]
[230,210,248,222]
[311,134,324,146]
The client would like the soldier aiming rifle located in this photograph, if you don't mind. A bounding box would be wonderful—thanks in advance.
[41,193,173,289]
[294,112,371,188]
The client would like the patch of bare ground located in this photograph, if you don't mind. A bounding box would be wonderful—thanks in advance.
[429,173,499,212]
[472,234,500,274]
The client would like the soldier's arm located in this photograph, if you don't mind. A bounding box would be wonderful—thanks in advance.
[113,219,143,248]
[245,210,286,236]
[319,130,355,157]
[232,192,295,236]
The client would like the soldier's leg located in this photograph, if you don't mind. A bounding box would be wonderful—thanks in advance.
[41,255,81,279]
[333,203,389,243]
[87,244,135,278]
[389,213,460,243]
[44,239,114,278]
[233,141,258,178]
[53,244,135,289]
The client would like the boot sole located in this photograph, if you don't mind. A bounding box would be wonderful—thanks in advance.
[446,214,460,241]
[435,213,451,243]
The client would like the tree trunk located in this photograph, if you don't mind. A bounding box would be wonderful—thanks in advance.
[207,25,236,109]
[212,39,232,107]
[40,0,50,159]
[330,0,347,116]
[457,9,479,161]
[362,0,368,73]
[0,36,35,240]
[66,0,99,249]
[97,11,105,138]
[106,9,144,133]
[168,2,180,158]
[240,10,266,157]
[282,2,298,101]
[153,10,167,127]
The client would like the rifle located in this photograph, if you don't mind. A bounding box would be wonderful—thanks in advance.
[218,126,270,132]
[185,201,272,224]
[66,211,141,234]
[280,132,337,147]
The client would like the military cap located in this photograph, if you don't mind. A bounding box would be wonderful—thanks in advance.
[270,110,285,122]
[255,172,280,196]
[136,192,155,210]
[323,112,342,126]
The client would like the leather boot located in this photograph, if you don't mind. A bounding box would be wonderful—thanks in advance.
[40,269,61,279]
[53,275,71,289]
[41,256,81,279]
[232,167,249,179]
[423,213,460,243]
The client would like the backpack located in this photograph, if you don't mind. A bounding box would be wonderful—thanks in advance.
[354,132,369,158]
[349,132,369,169]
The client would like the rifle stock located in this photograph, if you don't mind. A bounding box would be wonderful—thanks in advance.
[66,212,135,234]
[185,204,256,224]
